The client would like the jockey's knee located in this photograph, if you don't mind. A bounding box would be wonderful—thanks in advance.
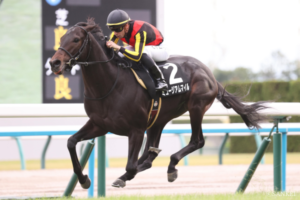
[141,53,154,67]
[144,45,169,62]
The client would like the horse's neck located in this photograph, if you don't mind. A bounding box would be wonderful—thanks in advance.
[81,38,118,98]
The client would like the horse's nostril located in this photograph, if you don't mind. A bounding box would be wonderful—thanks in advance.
[50,59,61,68]
[53,60,61,68]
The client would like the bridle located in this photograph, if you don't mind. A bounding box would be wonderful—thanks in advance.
[58,25,119,100]
[58,25,115,67]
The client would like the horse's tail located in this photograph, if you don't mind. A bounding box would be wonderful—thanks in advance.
[216,82,268,130]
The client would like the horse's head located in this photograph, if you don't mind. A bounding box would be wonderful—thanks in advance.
[49,19,101,75]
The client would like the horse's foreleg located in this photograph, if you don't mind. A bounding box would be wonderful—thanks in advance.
[137,125,165,173]
[67,119,106,189]
[167,103,207,183]
[112,131,144,188]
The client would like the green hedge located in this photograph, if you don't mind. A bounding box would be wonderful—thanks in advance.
[230,135,300,153]
[224,81,292,102]
[226,80,300,123]
[224,80,300,152]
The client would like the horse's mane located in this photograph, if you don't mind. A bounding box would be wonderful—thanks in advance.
[74,18,126,65]
[75,18,104,40]
[75,18,127,65]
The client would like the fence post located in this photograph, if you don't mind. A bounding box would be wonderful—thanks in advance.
[273,132,282,192]
[236,137,271,193]
[140,135,147,157]
[253,132,264,164]
[88,147,95,198]
[281,132,287,192]
[41,136,52,169]
[13,137,26,170]
[271,116,290,192]
[97,136,106,197]
[219,133,229,165]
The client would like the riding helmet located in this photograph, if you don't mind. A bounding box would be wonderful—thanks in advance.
[106,9,130,28]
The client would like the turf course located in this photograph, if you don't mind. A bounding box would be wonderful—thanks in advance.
[11,192,300,200]
[82,192,300,200]
[0,153,299,170]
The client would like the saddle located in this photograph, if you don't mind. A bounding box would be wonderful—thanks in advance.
[116,54,191,129]
[118,56,191,98]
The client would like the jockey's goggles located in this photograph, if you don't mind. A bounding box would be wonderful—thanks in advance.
[109,25,125,33]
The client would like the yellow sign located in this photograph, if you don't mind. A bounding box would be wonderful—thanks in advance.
[54,26,68,51]
[54,75,72,100]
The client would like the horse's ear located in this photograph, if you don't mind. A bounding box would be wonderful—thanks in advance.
[85,25,96,32]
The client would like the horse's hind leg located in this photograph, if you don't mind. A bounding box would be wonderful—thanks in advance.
[137,124,166,173]
[167,100,212,182]
[67,119,106,189]
[112,131,144,188]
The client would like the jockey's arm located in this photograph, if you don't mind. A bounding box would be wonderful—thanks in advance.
[119,31,147,62]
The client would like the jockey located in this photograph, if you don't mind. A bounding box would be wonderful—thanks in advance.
[106,9,168,92]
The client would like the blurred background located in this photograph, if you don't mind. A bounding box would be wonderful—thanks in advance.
[2,0,300,103]
[0,0,299,170]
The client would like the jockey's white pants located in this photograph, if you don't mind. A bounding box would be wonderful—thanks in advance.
[118,43,169,62]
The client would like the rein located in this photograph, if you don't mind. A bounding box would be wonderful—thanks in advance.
[59,25,119,100]
[58,26,115,67]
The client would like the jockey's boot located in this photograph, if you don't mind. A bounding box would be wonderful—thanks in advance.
[141,53,168,92]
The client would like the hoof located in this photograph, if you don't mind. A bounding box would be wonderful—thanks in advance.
[167,170,178,182]
[112,179,126,188]
[80,176,91,189]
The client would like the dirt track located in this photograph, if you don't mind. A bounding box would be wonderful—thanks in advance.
[0,164,299,198]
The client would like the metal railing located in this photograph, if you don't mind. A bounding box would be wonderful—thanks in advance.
[1,103,300,197]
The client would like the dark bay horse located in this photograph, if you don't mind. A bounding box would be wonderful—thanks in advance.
[50,19,267,189]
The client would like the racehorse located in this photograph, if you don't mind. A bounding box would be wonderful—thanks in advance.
[50,18,267,189]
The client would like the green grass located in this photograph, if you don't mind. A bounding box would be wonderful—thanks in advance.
[88,192,300,200]
[1,153,299,170]
[19,192,300,200]
[0,0,42,103]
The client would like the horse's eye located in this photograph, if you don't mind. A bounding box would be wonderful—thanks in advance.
[73,38,80,43]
